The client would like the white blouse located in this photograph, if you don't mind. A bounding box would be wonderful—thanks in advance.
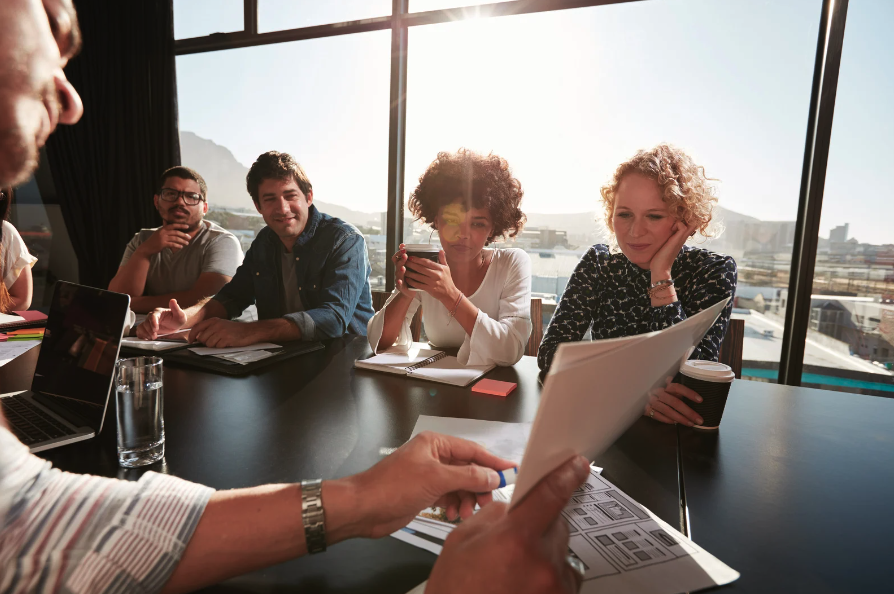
[1,221,37,290]
[367,248,533,366]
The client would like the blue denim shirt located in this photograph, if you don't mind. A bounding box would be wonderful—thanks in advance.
[213,205,374,339]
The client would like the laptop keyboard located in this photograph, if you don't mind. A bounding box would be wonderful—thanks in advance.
[1,394,76,446]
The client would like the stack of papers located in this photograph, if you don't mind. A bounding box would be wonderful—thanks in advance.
[121,329,190,352]
[187,343,281,365]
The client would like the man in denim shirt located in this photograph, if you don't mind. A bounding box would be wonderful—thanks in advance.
[137,151,374,347]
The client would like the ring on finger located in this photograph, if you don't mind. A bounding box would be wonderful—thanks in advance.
[566,554,586,581]
[649,407,655,419]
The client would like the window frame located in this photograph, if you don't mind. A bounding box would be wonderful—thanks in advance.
[173,0,850,389]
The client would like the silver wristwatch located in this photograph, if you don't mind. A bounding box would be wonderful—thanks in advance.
[300,479,327,554]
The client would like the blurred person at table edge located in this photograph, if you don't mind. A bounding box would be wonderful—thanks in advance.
[368,148,533,367]
[0,1,587,593]
[0,187,37,313]
[538,144,737,427]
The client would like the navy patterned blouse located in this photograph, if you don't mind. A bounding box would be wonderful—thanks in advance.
[538,244,738,372]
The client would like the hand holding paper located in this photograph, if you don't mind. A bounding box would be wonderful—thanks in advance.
[511,298,729,506]
[344,431,515,538]
[426,456,590,594]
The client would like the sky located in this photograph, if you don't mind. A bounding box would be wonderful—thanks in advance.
[174,0,892,245]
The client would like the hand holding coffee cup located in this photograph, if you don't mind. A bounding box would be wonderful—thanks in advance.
[675,360,735,430]
[646,379,705,426]
[392,244,414,297]
[402,244,442,291]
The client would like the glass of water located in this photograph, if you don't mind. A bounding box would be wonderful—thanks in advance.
[115,356,165,468]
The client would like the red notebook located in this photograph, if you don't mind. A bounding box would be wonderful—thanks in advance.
[13,311,48,322]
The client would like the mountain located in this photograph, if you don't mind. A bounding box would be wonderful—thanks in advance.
[180,131,382,228]
[180,132,250,210]
[180,131,763,233]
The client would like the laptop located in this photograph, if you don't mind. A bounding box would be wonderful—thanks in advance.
[0,282,130,452]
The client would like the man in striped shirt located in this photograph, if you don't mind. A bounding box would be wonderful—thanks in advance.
[0,2,587,593]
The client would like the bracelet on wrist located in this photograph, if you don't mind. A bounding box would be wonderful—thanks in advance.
[648,278,675,298]
[446,291,463,326]
[301,479,327,554]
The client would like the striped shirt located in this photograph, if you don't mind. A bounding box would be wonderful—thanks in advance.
[0,426,213,593]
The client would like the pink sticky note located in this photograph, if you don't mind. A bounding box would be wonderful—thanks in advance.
[471,379,517,397]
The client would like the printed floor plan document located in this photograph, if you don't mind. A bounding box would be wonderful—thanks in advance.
[393,467,739,593]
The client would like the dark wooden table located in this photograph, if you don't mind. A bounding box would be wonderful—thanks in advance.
[2,337,682,593]
[678,380,894,593]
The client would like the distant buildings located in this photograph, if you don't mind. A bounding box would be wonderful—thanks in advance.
[829,223,849,243]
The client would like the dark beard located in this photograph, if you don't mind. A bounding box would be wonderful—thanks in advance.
[0,124,39,188]
[162,218,201,233]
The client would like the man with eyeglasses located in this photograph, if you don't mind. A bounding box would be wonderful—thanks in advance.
[108,166,243,314]
[0,1,587,593]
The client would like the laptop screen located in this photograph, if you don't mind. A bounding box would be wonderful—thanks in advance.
[31,282,130,432]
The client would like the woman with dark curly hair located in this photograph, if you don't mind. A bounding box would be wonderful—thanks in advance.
[367,149,532,366]
[538,144,737,427]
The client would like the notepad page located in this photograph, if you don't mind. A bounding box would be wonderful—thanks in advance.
[408,356,494,387]
[356,346,443,371]
[0,313,25,325]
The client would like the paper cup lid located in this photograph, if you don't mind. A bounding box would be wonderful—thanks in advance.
[404,243,439,251]
[680,360,735,382]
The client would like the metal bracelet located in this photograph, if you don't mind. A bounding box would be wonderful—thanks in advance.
[301,479,327,554]
[648,278,674,297]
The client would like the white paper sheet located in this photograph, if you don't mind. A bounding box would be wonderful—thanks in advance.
[411,415,533,464]
[0,340,41,367]
[121,337,187,351]
[0,313,26,325]
[510,299,729,506]
[188,343,280,356]
[392,468,739,594]
[212,349,277,365]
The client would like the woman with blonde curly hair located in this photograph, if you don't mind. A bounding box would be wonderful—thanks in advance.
[538,144,737,426]
[368,148,532,366]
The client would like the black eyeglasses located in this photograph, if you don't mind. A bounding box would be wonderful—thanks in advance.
[160,188,204,206]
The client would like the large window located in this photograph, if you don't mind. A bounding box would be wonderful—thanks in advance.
[800,0,894,396]
[175,31,392,289]
[174,0,889,394]
[404,0,820,376]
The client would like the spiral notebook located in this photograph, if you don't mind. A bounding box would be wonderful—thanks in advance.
[355,344,494,387]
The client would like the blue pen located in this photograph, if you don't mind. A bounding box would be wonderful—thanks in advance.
[496,467,519,489]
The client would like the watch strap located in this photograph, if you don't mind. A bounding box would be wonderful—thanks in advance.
[301,479,327,554]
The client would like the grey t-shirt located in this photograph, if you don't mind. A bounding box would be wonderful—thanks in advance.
[120,220,243,295]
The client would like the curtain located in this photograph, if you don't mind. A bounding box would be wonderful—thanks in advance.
[45,0,180,289]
